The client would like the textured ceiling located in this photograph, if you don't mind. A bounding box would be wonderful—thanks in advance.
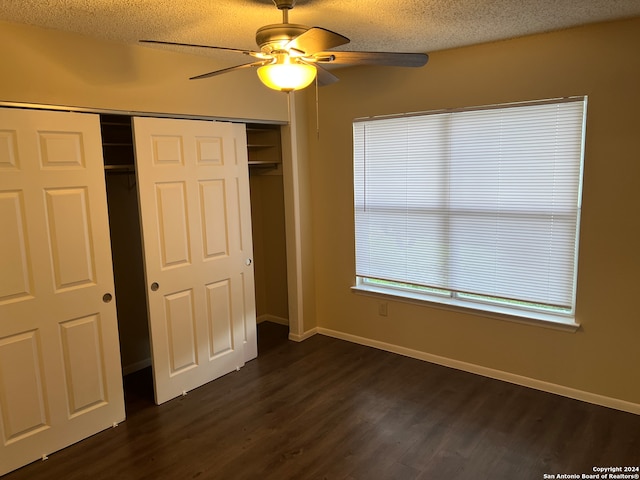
[2,0,640,67]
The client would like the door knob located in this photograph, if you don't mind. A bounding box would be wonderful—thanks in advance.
[150,282,159,291]
[245,258,252,266]
[102,293,113,303]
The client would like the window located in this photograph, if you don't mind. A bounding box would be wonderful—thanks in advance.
[353,97,587,327]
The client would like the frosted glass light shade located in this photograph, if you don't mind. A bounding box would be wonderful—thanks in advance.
[257,56,316,92]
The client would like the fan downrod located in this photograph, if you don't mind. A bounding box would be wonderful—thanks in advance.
[273,0,296,23]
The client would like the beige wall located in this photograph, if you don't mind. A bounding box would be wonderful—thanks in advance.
[303,17,640,406]
[0,20,288,122]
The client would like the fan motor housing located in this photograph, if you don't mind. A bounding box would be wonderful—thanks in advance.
[273,0,296,9]
[256,23,309,52]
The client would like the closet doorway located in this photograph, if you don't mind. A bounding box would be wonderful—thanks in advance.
[102,115,150,378]
[102,115,287,402]
[101,113,258,404]
[247,124,290,330]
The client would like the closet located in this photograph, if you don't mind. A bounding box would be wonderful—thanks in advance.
[0,107,261,474]
[101,116,290,376]
[98,113,259,405]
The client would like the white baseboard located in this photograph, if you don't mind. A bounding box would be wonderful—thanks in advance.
[317,327,640,416]
[257,314,318,342]
[289,327,318,343]
[257,314,289,326]
[122,357,152,376]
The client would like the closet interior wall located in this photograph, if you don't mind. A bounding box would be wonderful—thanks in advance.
[247,124,289,327]
[101,114,150,375]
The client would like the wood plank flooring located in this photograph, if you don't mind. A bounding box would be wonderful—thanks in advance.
[5,322,640,479]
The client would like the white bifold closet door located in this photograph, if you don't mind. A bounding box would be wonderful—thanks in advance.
[0,108,125,475]
[132,117,257,405]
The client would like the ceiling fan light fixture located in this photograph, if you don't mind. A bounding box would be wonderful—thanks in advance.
[143,0,429,89]
[257,54,316,92]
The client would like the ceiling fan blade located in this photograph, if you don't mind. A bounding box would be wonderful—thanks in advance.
[314,64,340,87]
[140,39,258,56]
[314,51,429,67]
[190,61,270,80]
[285,27,349,56]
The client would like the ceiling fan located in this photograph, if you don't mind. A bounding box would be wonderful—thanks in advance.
[140,0,429,92]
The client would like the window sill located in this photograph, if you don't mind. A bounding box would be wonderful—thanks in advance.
[351,284,580,333]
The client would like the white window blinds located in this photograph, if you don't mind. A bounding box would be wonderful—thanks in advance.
[354,98,586,310]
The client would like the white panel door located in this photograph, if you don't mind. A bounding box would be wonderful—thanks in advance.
[0,108,125,475]
[133,117,256,405]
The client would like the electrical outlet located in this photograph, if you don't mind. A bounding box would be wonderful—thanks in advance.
[378,302,388,317]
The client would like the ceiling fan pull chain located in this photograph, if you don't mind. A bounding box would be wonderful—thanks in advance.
[315,74,320,139]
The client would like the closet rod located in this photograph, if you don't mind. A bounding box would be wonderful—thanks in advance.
[105,164,135,174]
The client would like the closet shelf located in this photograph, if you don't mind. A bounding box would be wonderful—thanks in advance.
[249,161,279,167]
[101,121,131,126]
[246,123,281,169]
[101,114,135,167]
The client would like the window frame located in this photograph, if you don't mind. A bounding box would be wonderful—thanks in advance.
[351,97,586,331]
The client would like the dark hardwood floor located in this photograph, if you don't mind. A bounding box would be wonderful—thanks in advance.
[5,322,640,479]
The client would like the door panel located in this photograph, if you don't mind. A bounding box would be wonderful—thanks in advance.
[0,191,32,303]
[164,288,197,374]
[156,181,191,267]
[59,314,108,416]
[45,187,96,290]
[0,330,48,443]
[200,180,229,258]
[0,108,125,475]
[133,117,256,405]
[39,131,86,168]
[206,279,233,356]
